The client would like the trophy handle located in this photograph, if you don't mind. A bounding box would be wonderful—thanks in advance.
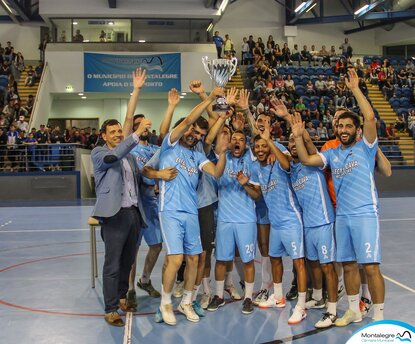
[229,57,238,77]
[201,56,212,76]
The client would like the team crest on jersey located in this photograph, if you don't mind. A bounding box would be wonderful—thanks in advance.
[332,160,358,179]
[261,179,277,193]
[136,155,148,164]
[225,167,249,178]
[292,176,309,191]
[175,157,198,176]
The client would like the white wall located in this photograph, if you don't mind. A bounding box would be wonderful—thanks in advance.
[0,24,41,60]
[49,98,200,132]
[374,22,415,47]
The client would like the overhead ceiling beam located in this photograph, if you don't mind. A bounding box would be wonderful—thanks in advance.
[339,0,352,14]
[0,1,19,23]
[344,18,403,34]
[108,0,116,9]
[7,0,29,21]
[294,9,415,24]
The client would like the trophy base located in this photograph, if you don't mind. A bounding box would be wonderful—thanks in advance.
[213,95,229,112]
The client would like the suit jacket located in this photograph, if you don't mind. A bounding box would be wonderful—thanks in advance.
[91,135,147,226]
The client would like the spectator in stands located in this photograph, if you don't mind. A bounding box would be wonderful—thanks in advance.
[6,124,19,171]
[308,99,320,123]
[274,75,285,93]
[1,62,11,76]
[149,129,159,145]
[24,65,35,86]
[16,115,28,132]
[382,78,394,100]
[284,74,295,92]
[0,127,7,170]
[253,75,266,98]
[12,52,25,76]
[319,45,331,66]
[73,29,84,43]
[87,128,98,149]
[213,31,224,58]
[34,62,44,82]
[99,30,107,42]
[315,75,327,96]
[274,43,283,65]
[0,114,8,130]
[406,59,414,71]
[266,35,275,49]
[329,45,338,64]
[281,42,292,65]
[257,37,265,52]
[295,97,306,111]
[394,115,405,133]
[335,75,347,107]
[408,110,415,138]
[386,122,400,141]
[24,95,34,114]
[223,34,234,57]
[339,37,352,58]
[370,67,380,85]
[301,45,312,66]
[305,121,319,141]
[354,58,364,78]
[359,78,368,95]
[305,80,315,95]
[376,118,387,140]
[50,126,63,144]
[318,97,326,116]
[253,42,263,64]
[310,45,321,66]
[39,33,49,62]
[334,57,347,75]
[397,69,410,87]
[63,128,72,143]
[265,74,276,93]
[241,37,251,65]
[317,121,328,140]
[291,44,302,65]
[4,41,14,63]
[247,35,256,59]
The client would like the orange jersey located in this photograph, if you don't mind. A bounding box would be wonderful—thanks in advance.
[320,139,341,210]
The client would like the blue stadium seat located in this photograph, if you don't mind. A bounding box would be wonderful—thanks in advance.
[399,97,410,108]
[297,67,305,75]
[296,85,305,96]
[287,67,296,75]
[310,96,320,103]
[315,68,324,75]
[306,67,314,75]
[394,88,402,98]
[277,67,286,74]
[402,88,412,98]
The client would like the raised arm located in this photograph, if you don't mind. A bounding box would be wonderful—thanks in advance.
[159,88,180,140]
[237,89,257,136]
[292,112,325,167]
[345,68,377,143]
[260,123,290,171]
[236,171,261,200]
[375,147,392,177]
[204,110,232,155]
[169,85,223,143]
[201,132,227,178]
[122,68,147,137]
[189,81,219,127]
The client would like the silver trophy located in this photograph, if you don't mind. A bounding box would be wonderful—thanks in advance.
[201,56,238,111]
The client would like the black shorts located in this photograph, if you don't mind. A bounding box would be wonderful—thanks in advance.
[198,204,215,251]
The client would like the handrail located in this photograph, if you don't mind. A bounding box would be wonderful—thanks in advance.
[28,61,49,130]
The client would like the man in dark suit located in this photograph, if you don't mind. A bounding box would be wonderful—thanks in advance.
[91,117,151,326]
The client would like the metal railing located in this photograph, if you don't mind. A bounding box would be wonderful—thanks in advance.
[0,143,84,172]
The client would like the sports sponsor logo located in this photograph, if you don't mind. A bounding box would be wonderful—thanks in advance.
[346,320,414,343]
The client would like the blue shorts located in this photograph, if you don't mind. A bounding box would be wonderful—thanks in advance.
[335,214,381,264]
[256,198,270,225]
[159,211,202,256]
[304,223,336,264]
[138,206,162,246]
[269,227,304,259]
[216,222,257,263]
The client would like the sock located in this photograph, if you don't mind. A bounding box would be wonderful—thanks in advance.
[180,289,193,306]
[202,277,211,295]
[161,285,172,306]
[192,284,201,302]
[273,283,283,300]
[216,280,225,299]
[312,288,323,301]
[361,284,371,300]
[348,294,360,315]
[372,303,384,320]
[327,302,337,316]
[234,258,245,282]
[140,273,150,284]
[225,272,233,288]
[245,282,254,300]
[261,256,272,290]
[297,292,306,309]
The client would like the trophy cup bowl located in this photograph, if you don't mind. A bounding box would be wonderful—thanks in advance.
[201,56,238,111]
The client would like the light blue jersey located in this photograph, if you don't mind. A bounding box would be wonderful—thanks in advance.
[254,162,303,229]
[290,162,335,227]
[195,142,218,209]
[217,150,259,223]
[319,137,379,216]
[159,132,209,214]
[131,143,159,207]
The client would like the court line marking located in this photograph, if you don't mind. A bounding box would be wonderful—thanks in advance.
[383,274,415,294]
[123,312,133,344]
[0,217,413,233]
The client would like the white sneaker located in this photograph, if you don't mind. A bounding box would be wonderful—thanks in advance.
[159,304,176,326]
[335,309,362,327]
[305,298,326,309]
[288,305,307,325]
[224,285,242,300]
[200,293,211,310]
[258,294,286,309]
[253,289,269,306]
[173,281,184,298]
[178,303,200,322]
[315,312,337,328]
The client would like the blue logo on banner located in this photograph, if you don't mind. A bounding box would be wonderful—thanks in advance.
[84,53,181,92]
[346,320,415,343]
